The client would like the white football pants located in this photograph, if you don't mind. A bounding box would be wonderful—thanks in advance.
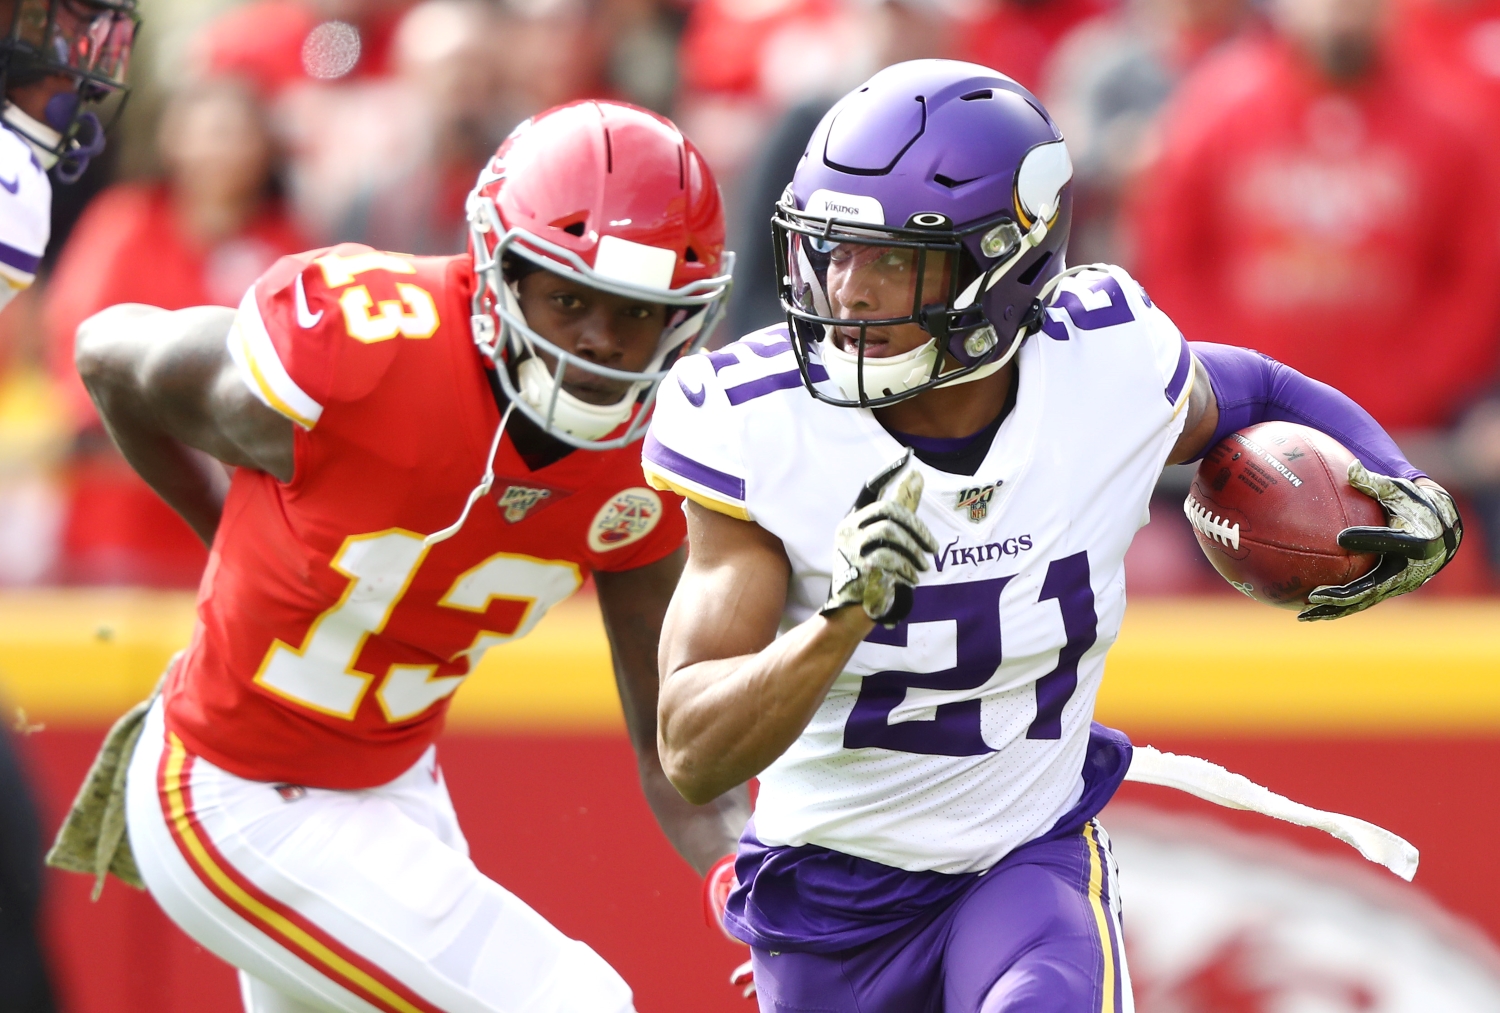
[125,699,635,1013]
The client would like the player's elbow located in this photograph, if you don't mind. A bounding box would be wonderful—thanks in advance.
[73,312,116,389]
[663,761,723,807]
[74,304,159,394]
[657,727,724,806]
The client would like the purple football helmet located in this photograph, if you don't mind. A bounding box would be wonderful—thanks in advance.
[774,59,1074,407]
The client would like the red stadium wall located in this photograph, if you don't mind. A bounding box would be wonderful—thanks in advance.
[4,591,1499,1012]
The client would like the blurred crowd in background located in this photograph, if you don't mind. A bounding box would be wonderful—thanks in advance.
[3,0,1500,594]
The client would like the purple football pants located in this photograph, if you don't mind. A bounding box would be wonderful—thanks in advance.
[747,822,1129,1013]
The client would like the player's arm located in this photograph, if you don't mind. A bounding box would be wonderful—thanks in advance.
[658,458,933,805]
[1166,343,1460,618]
[595,547,751,874]
[1165,351,1219,466]
[657,504,872,805]
[73,303,294,545]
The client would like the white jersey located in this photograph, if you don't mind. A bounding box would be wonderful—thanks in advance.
[0,124,51,312]
[644,265,1194,875]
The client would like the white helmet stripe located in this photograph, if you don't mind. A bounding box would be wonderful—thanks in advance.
[594,235,678,289]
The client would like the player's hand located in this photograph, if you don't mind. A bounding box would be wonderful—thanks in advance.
[821,450,937,626]
[1299,464,1461,621]
[703,855,757,999]
[731,959,755,999]
[702,854,739,942]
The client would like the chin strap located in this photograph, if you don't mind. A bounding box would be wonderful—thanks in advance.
[936,262,1110,390]
[423,400,517,547]
[953,201,1060,313]
[53,111,104,183]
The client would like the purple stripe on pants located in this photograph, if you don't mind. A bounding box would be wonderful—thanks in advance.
[725,725,1133,953]
[726,726,1135,1011]
[748,825,1126,1013]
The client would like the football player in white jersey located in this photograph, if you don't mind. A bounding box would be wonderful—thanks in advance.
[644,60,1462,1011]
[0,0,135,307]
[0,4,134,1008]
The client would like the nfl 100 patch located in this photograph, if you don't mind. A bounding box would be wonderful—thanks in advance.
[495,482,574,523]
[588,488,664,552]
[496,485,552,523]
[955,482,1002,523]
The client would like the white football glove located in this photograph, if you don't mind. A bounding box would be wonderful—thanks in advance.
[1298,462,1462,622]
[821,450,937,626]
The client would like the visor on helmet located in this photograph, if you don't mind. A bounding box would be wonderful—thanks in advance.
[6,0,135,86]
[2,0,137,176]
[777,202,1030,407]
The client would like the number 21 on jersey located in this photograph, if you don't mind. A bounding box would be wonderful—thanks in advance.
[253,530,581,723]
[844,551,1097,755]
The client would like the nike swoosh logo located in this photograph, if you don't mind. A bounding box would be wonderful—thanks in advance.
[677,376,706,407]
[0,174,18,194]
[294,273,323,328]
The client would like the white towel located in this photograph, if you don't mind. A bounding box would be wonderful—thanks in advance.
[1124,745,1419,881]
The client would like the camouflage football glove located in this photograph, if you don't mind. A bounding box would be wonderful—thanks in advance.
[1298,462,1462,622]
[821,450,937,626]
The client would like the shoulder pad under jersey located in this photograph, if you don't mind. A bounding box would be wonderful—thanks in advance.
[0,128,51,308]
[643,324,807,522]
[1037,264,1194,418]
[228,244,440,428]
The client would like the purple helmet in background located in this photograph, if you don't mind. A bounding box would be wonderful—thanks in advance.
[774,59,1074,407]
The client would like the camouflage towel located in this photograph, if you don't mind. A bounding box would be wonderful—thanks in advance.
[44,693,156,899]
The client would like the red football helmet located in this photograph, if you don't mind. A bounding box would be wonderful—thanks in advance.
[467,100,733,449]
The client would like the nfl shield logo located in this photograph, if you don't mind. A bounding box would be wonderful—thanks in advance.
[497,485,552,523]
[955,483,999,523]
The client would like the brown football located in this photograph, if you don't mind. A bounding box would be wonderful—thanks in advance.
[1185,422,1385,609]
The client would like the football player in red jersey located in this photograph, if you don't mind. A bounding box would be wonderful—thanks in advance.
[68,101,749,1013]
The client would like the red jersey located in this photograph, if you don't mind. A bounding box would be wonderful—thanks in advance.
[952,0,1114,92]
[163,245,686,788]
[1131,36,1500,430]
[1397,0,1500,127]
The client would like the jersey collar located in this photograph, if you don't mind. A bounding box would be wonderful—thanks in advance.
[1,104,60,170]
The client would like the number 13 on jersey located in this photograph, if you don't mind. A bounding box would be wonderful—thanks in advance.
[253,530,581,723]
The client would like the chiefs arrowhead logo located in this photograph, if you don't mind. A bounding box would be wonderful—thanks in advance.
[588,488,664,552]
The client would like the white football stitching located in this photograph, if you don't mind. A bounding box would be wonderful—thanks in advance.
[1184,497,1241,551]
